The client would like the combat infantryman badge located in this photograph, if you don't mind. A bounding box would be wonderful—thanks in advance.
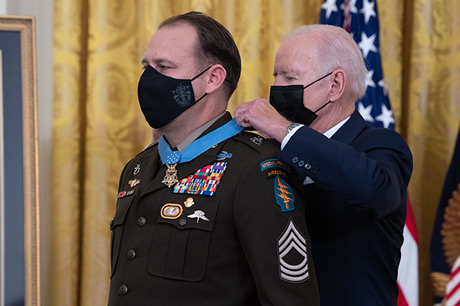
[162,164,179,188]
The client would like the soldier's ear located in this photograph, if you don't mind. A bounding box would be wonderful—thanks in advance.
[205,64,227,94]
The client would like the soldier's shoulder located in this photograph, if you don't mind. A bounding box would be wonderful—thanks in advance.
[126,143,157,164]
[231,131,281,156]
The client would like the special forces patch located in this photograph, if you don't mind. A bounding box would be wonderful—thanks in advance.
[274,176,295,212]
[260,159,291,173]
[260,159,291,179]
[173,162,227,196]
[278,218,309,283]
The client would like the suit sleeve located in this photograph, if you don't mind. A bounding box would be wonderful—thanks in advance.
[233,156,320,306]
[280,126,413,218]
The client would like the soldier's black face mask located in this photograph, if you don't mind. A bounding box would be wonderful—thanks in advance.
[269,71,333,125]
[137,65,210,128]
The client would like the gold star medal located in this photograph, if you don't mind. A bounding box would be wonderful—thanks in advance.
[162,164,179,188]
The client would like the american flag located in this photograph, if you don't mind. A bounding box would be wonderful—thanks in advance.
[320,1,419,305]
[446,255,460,306]
[430,123,460,305]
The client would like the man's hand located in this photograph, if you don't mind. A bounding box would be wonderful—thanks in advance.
[235,99,291,143]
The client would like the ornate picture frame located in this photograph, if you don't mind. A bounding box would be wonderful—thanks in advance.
[0,16,40,306]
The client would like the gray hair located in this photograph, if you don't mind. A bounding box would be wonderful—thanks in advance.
[284,24,367,101]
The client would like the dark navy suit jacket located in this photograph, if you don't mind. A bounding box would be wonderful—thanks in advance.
[280,111,413,306]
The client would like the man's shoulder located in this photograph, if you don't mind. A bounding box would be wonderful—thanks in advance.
[124,143,157,166]
[356,125,409,148]
[230,131,281,156]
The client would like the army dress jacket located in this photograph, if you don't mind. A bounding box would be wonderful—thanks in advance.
[108,113,320,306]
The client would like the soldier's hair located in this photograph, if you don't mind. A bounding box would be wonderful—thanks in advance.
[159,11,241,99]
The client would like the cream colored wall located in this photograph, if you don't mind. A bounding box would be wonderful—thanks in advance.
[3,0,53,305]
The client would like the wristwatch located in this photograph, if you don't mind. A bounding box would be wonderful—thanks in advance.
[286,122,302,135]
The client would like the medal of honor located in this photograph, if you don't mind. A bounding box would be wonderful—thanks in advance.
[158,119,243,189]
[162,164,179,188]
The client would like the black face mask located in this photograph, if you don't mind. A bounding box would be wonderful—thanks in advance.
[269,71,333,125]
[137,65,210,128]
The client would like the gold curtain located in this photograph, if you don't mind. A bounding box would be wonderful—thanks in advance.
[49,0,460,305]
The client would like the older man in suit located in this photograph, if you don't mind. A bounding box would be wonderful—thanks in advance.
[236,24,413,306]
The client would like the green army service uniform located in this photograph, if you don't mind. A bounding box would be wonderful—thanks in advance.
[108,113,320,306]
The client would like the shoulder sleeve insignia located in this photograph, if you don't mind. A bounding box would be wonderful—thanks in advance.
[274,176,295,212]
[260,158,291,173]
[278,218,309,283]
[266,169,288,179]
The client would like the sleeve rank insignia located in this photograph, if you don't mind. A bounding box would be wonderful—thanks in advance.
[274,176,295,212]
[278,218,309,283]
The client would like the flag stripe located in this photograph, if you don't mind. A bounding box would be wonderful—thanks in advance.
[447,257,460,302]
[398,224,419,306]
[405,199,418,242]
[397,283,410,306]
[446,282,460,300]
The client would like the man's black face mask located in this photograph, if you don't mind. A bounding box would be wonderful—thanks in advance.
[269,71,333,125]
[137,65,210,128]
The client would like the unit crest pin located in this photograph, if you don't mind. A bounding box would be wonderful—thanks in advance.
[184,198,195,208]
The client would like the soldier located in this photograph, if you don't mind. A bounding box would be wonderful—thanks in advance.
[108,11,319,306]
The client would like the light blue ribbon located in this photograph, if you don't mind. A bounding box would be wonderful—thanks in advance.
[158,118,243,165]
